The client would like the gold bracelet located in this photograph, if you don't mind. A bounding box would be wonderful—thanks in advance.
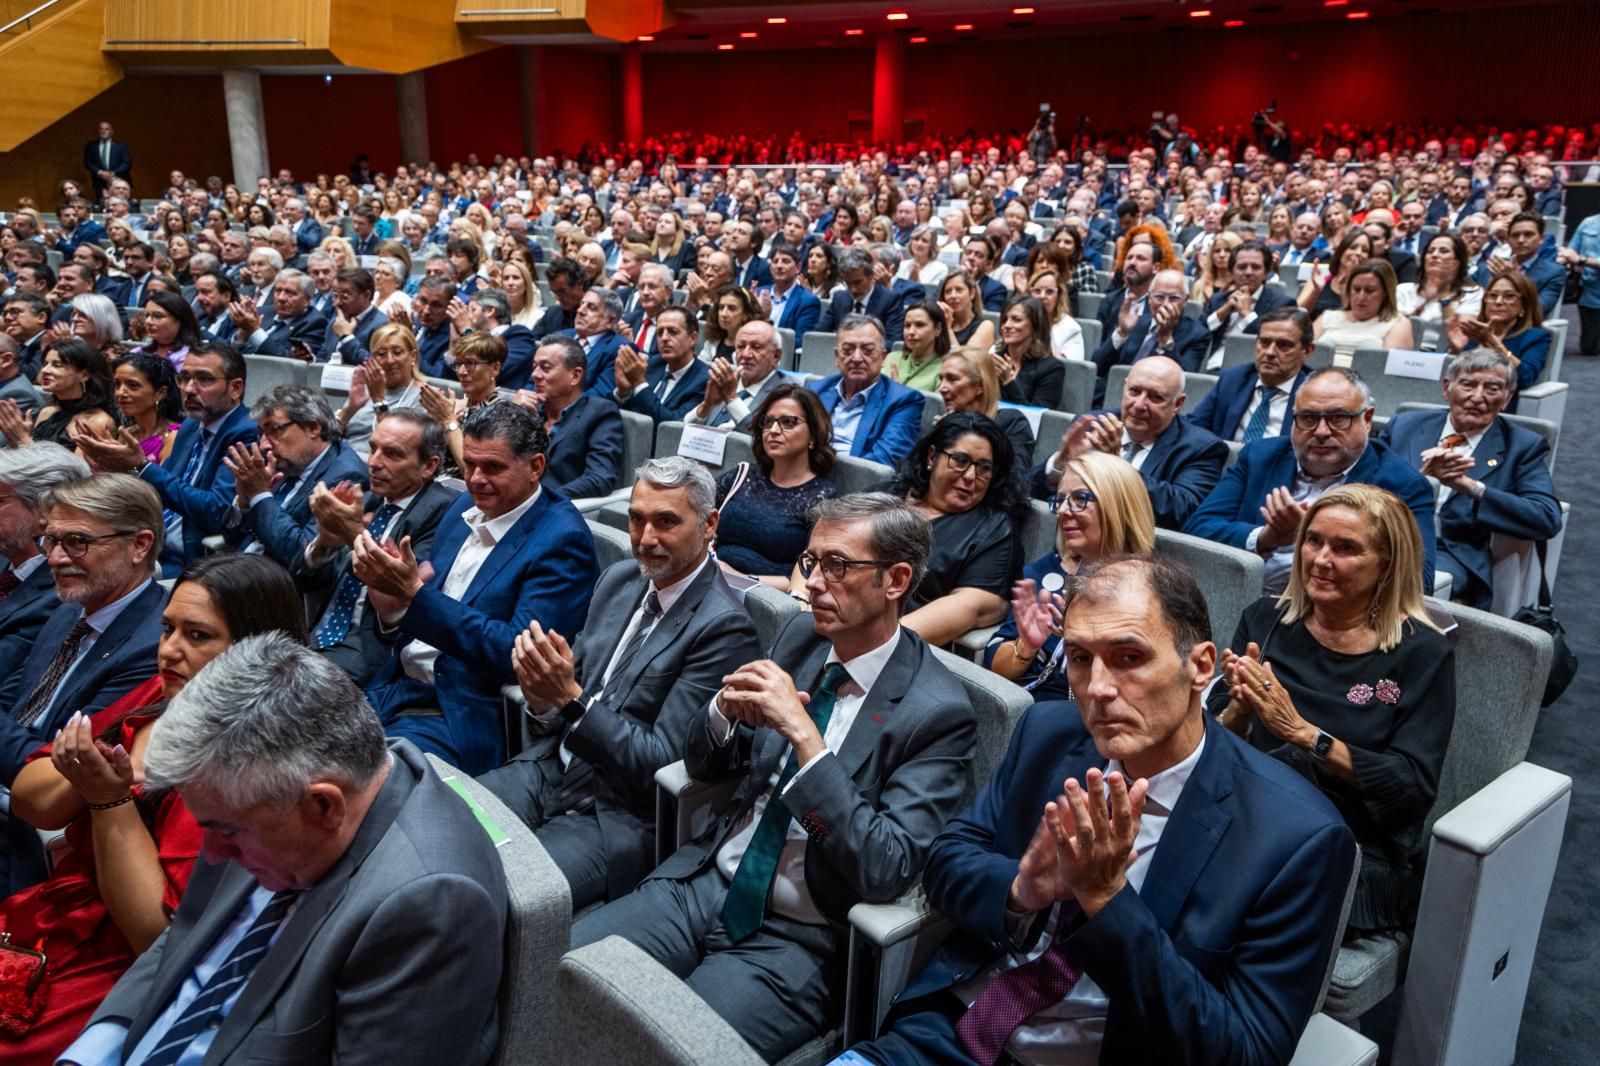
[1007,638,1037,664]
[87,794,134,810]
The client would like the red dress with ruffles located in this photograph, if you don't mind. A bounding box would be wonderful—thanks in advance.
[0,676,203,1065]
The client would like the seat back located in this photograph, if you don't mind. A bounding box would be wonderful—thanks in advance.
[1059,357,1096,414]
[1102,365,1219,411]
[931,649,1032,797]
[919,390,947,434]
[425,756,573,1066]
[798,330,838,376]
[616,410,657,486]
[832,454,895,495]
[585,519,633,573]
[243,354,305,406]
[1153,529,1265,657]
[1345,349,1449,418]
[1077,291,1105,321]
[1075,316,1102,354]
[1220,332,1259,370]
[1032,409,1075,468]
[745,583,803,651]
[775,326,796,366]
[1019,499,1057,565]
[653,421,755,477]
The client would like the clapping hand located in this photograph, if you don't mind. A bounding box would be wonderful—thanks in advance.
[1256,486,1307,552]
[309,480,366,548]
[1418,446,1477,491]
[0,398,33,448]
[1233,657,1314,747]
[228,299,261,334]
[52,711,138,806]
[419,381,460,425]
[613,344,647,394]
[1010,578,1064,656]
[702,358,737,407]
[1116,292,1141,338]
[224,441,279,501]
[69,421,145,472]
[716,661,823,762]
[512,621,583,708]
[1009,769,1147,918]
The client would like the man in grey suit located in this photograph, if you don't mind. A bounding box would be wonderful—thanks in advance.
[685,319,792,432]
[63,633,507,1066]
[0,445,88,707]
[479,456,763,908]
[291,409,457,687]
[571,493,977,1062]
[0,334,43,426]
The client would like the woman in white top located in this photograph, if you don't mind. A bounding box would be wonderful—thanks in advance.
[499,259,543,328]
[1314,259,1414,362]
[1026,268,1086,361]
[373,257,413,321]
[894,224,950,289]
[936,209,971,268]
[1395,233,1483,322]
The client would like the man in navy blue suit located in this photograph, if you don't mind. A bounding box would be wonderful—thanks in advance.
[281,195,323,256]
[807,315,925,467]
[457,288,536,389]
[557,287,628,399]
[412,276,457,378]
[756,240,822,347]
[1188,307,1315,444]
[0,445,89,710]
[1383,351,1562,611]
[532,334,624,501]
[816,247,906,345]
[622,263,674,358]
[531,257,586,341]
[236,269,330,360]
[353,403,597,775]
[1091,270,1210,397]
[725,219,772,290]
[843,557,1353,1066]
[1201,240,1297,358]
[1492,212,1565,317]
[83,120,133,200]
[612,306,710,424]
[1185,366,1436,595]
[192,271,239,343]
[961,235,1009,312]
[0,473,168,894]
[1093,238,1160,338]
[48,201,109,256]
[318,267,387,364]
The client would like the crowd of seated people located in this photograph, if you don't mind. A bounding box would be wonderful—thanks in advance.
[0,113,1581,1065]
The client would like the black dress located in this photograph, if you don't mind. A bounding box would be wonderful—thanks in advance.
[909,505,1020,611]
[32,398,116,451]
[1207,597,1455,933]
[1000,355,1064,409]
[714,468,839,577]
[953,318,983,346]
[994,408,1036,467]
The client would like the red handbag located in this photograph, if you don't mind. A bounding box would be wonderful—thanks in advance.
[0,932,48,1035]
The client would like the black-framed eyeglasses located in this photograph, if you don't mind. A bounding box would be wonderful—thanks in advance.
[758,414,804,433]
[799,550,892,584]
[1049,489,1098,514]
[1292,409,1366,432]
[455,359,497,372]
[39,530,134,559]
[257,419,297,438]
[939,449,995,480]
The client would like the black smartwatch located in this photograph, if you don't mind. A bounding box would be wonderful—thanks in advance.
[1310,730,1335,761]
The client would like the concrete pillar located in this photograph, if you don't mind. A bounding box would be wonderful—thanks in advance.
[872,34,905,145]
[222,70,269,189]
[395,72,430,166]
[620,44,643,145]
[518,46,542,156]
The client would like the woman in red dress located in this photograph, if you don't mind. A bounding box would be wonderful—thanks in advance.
[0,554,308,1064]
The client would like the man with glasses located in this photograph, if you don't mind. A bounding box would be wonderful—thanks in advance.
[1393,200,1430,259]
[0,473,167,894]
[1383,351,1561,612]
[1459,213,1499,287]
[688,319,793,432]
[808,314,924,466]
[2,293,51,382]
[570,492,976,1063]
[1189,307,1317,445]
[613,305,710,424]
[1186,366,1435,595]
[1031,356,1226,530]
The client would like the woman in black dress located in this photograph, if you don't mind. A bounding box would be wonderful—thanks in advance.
[992,294,1063,409]
[713,384,839,589]
[1210,484,1454,934]
[937,270,996,351]
[890,411,1025,647]
[0,338,118,454]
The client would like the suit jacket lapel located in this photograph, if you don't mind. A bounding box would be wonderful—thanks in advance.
[462,490,551,602]
[1145,417,1181,476]
[604,565,718,695]
[833,630,914,779]
[1138,720,1234,930]
[1470,417,1509,483]
[1226,371,1258,435]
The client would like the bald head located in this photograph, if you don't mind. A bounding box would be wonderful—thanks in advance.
[1150,269,1189,298]
[1122,355,1186,442]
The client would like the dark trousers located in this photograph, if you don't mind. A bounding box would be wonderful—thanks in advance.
[1578,303,1600,356]
[478,748,610,909]
[849,991,983,1066]
[569,864,843,1063]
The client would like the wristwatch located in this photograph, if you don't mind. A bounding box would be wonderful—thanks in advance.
[445,420,461,433]
[1310,730,1335,761]
[372,402,390,415]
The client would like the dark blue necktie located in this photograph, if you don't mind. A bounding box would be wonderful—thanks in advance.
[1241,386,1276,445]
[163,428,212,527]
[312,502,400,649]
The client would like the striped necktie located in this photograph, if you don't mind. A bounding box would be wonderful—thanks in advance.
[1241,386,1276,444]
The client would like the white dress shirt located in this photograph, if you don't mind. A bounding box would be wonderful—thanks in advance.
[1117,430,1151,472]
[41,577,155,720]
[1204,286,1261,337]
[1247,458,1360,593]
[1233,382,1290,442]
[709,628,902,926]
[686,367,781,427]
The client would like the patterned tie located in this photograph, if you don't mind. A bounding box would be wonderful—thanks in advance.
[721,663,852,942]
[955,911,1085,1065]
[311,502,400,650]
[1438,433,1467,451]
[0,569,21,601]
[852,299,866,316]
[1241,386,1276,445]
[605,590,663,692]
[16,617,93,727]
[139,890,301,1066]
[1121,438,1140,463]
[164,428,212,527]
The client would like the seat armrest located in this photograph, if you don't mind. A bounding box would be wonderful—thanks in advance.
[571,488,632,514]
[955,625,1001,660]
[654,759,742,864]
[1288,1013,1379,1066]
[844,888,954,1045]
[1430,762,1572,855]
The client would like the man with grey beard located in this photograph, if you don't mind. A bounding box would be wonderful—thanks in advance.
[476,456,761,909]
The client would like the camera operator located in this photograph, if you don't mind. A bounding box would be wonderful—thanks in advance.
[1254,103,1291,164]
[1028,108,1058,167]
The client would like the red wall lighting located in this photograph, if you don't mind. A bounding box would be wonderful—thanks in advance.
[954,23,973,31]
[717,42,734,50]
[1347,10,1370,18]
[886,11,909,20]
[845,28,864,36]
[1013,6,1036,14]
[767,16,787,23]
[739,31,758,38]
[1225,19,1244,27]
[1190,9,1212,17]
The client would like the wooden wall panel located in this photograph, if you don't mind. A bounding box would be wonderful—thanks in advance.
[0,0,122,151]
[103,0,326,51]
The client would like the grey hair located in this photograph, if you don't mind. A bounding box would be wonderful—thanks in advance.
[634,456,716,519]
[1305,365,1375,409]
[869,242,902,271]
[471,286,512,324]
[250,246,284,271]
[0,444,91,508]
[144,633,389,808]
[70,293,123,344]
[250,383,340,442]
[809,492,932,609]
[638,262,673,286]
[38,473,164,574]
[266,226,293,245]
[837,312,887,344]
[276,268,315,298]
[835,246,872,274]
[588,286,623,321]
[374,256,407,285]
[1446,349,1517,389]
[306,251,335,269]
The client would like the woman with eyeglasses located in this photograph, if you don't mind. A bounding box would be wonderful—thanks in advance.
[888,411,1026,647]
[420,331,506,476]
[128,291,203,372]
[985,451,1156,701]
[1445,272,1549,412]
[713,384,839,590]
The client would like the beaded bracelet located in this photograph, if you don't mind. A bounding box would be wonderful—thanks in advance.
[86,795,134,811]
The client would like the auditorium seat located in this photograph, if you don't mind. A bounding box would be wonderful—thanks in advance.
[1075,315,1102,354]
[1058,356,1096,414]
[1152,528,1265,658]
[797,330,837,376]
[570,409,655,513]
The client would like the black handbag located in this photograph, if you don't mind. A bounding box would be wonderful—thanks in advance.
[1512,542,1577,708]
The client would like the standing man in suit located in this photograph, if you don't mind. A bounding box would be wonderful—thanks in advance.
[843,557,1353,1066]
[222,384,370,564]
[525,335,624,500]
[756,240,822,347]
[83,120,133,201]
[1092,269,1210,384]
[1030,357,1227,530]
[687,319,792,432]
[726,219,773,290]
[355,403,598,774]
[0,445,89,708]
[1189,307,1316,444]
[0,473,167,894]
[1383,351,1562,611]
[1202,240,1296,358]
[64,635,507,1066]
[235,270,330,360]
[808,315,925,467]
[480,457,763,909]
[613,306,711,424]
[318,267,387,365]
[280,196,323,257]
[73,343,260,575]
[621,263,674,358]
[295,410,454,687]
[1185,366,1436,595]
[571,494,977,1062]
[817,247,906,345]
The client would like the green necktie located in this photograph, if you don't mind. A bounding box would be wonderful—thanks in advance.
[720,662,851,942]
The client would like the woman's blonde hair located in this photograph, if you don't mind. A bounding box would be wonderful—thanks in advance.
[368,322,425,383]
[1061,451,1156,558]
[1279,483,1440,651]
[939,349,1000,418]
[650,211,685,258]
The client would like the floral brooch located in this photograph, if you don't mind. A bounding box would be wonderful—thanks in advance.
[1348,680,1401,705]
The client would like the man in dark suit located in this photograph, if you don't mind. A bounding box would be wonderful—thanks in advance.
[67,636,507,1066]
[1188,307,1316,444]
[960,235,1009,312]
[317,267,387,365]
[1201,240,1297,356]
[817,246,906,345]
[222,384,370,565]
[1427,173,1476,229]
[530,334,624,500]
[191,271,239,344]
[295,410,455,687]
[1093,238,1160,337]
[612,306,710,424]
[530,256,586,341]
[726,218,773,289]
[0,445,89,708]
[846,557,1353,1066]
[480,457,763,909]
[558,286,629,399]
[458,287,536,389]
[1364,218,1418,285]
[1383,351,1562,611]
[346,204,382,258]
[571,494,977,1062]
[281,195,323,256]
[236,269,329,359]
[411,276,457,377]
[3,293,52,382]
[0,333,42,422]
[1186,366,1436,595]
[808,315,925,466]
[757,240,822,347]
[1031,357,1226,530]
[73,343,261,575]
[1495,212,1566,317]
[0,473,167,894]
[686,320,793,432]
[355,403,598,774]
[48,201,109,255]
[83,120,133,200]
[621,262,674,358]
[1092,269,1210,389]
[1277,211,1327,270]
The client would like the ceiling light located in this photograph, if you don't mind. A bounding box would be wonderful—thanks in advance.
[717,42,734,49]
[886,11,909,20]
[845,28,864,35]
[1347,10,1369,18]
[954,23,973,31]
[1225,19,1244,26]
[1190,9,1213,17]
[637,35,654,41]
[910,35,928,42]
[767,16,787,24]
[739,31,757,38]
[1012,6,1035,13]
